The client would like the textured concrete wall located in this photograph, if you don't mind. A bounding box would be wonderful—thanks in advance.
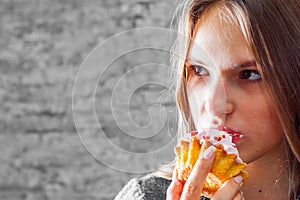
[1,0,178,199]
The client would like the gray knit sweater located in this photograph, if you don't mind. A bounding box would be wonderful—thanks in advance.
[114,175,209,200]
[114,175,300,200]
[114,175,171,200]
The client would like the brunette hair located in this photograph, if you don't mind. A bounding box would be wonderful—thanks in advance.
[165,0,300,198]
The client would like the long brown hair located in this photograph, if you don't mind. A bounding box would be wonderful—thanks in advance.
[167,0,300,198]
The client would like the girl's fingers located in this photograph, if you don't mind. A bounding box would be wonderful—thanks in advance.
[181,146,216,200]
[167,146,245,200]
[166,169,184,200]
[211,176,244,200]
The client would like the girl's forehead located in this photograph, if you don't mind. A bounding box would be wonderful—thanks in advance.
[193,5,242,41]
[187,12,255,73]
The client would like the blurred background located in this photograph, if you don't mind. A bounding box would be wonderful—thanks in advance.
[0,0,179,199]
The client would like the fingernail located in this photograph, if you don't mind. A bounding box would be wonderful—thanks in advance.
[234,175,243,185]
[200,146,215,160]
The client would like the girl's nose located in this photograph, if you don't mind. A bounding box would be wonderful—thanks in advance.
[204,79,234,118]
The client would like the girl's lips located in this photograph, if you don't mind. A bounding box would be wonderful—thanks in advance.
[221,126,243,143]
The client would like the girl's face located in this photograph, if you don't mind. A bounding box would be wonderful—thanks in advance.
[186,11,284,163]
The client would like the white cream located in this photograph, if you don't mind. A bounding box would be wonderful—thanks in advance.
[180,129,243,162]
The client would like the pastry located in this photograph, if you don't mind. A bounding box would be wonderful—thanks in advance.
[174,130,248,198]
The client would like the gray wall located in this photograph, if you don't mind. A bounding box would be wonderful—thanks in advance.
[0,0,179,199]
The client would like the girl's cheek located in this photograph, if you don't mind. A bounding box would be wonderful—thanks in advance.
[188,86,207,121]
[188,89,200,120]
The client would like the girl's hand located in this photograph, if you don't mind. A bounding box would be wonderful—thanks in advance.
[166,146,244,200]
[211,176,245,200]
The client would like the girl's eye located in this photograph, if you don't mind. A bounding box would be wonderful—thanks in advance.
[239,70,261,81]
[191,65,209,76]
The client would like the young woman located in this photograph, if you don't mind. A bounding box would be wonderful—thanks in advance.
[114,0,300,199]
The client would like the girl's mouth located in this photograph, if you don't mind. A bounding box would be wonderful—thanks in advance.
[222,126,243,144]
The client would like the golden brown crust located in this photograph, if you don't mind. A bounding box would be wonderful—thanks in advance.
[174,136,248,198]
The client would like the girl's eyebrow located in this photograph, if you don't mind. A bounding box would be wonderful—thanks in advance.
[232,60,257,69]
[186,58,257,69]
[220,60,257,75]
[186,57,207,66]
